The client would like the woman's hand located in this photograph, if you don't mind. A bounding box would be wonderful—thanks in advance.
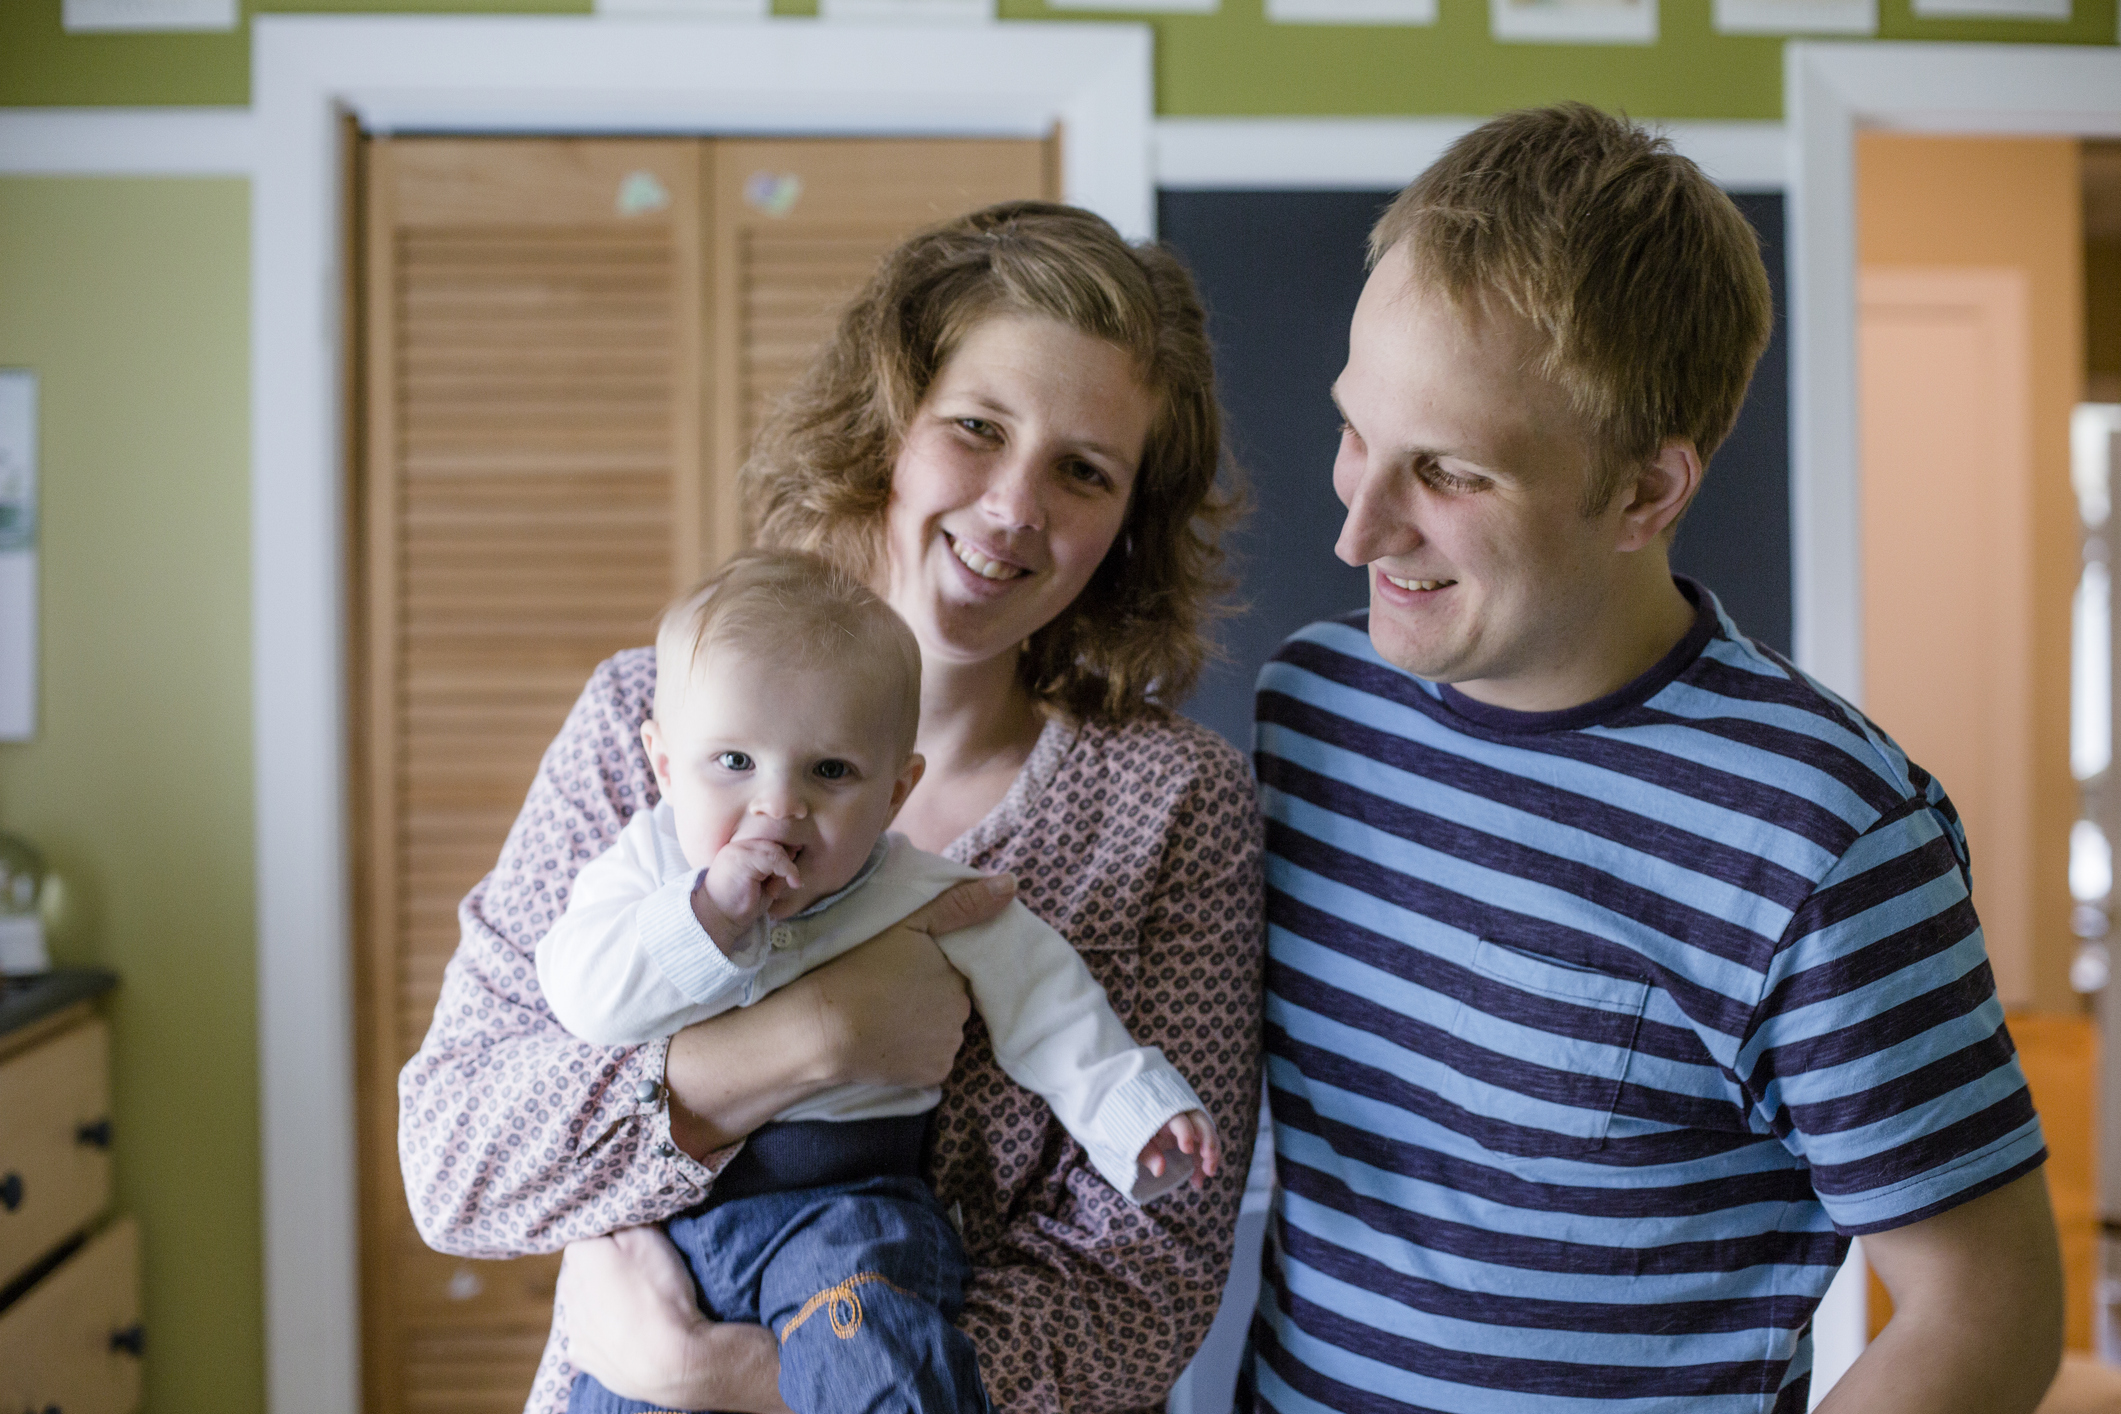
[799,874,1013,1087]
[558,1226,791,1414]
[664,874,1014,1156]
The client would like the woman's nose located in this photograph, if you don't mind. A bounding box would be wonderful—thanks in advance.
[979,453,1045,531]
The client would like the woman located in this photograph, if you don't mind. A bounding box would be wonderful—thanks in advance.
[397,201,1265,1413]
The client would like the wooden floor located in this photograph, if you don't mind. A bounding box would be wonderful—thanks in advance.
[1868,1010,2099,1350]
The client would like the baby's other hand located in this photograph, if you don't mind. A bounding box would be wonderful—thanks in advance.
[1139,1110,1220,1191]
[700,839,801,932]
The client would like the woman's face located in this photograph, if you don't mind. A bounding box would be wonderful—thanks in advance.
[881,314,1156,673]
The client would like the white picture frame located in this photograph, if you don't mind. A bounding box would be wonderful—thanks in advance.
[1490,0,1656,43]
[1714,0,1874,34]
[1045,0,1217,13]
[0,371,37,743]
[1268,0,1438,25]
[62,0,236,30]
[1911,0,2068,19]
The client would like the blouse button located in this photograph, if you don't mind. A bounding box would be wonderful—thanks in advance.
[770,925,797,951]
[634,1079,663,1104]
[655,1142,677,1158]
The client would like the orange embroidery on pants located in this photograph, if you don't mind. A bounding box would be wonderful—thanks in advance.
[777,1271,917,1343]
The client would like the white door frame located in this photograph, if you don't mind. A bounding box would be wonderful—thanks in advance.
[1787,40,2121,1404]
[251,17,1151,1412]
[1787,40,2121,703]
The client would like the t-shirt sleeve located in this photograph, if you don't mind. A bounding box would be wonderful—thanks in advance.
[1742,793,2046,1236]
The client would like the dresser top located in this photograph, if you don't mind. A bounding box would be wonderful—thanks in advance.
[0,968,116,1040]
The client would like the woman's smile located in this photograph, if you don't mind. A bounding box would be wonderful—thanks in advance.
[944,531,1031,585]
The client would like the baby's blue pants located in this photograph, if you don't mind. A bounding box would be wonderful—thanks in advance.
[568,1174,991,1414]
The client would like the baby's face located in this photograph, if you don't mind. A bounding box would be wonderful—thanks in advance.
[643,647,921,917]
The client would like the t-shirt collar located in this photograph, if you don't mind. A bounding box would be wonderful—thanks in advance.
[1431,577,1718,735]
[786,836,893,920]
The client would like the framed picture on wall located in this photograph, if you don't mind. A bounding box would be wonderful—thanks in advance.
[1489,0,1655,43]
[1269,0,1437,23]
[1910,0,2067,18]
[1712,0,1874,31]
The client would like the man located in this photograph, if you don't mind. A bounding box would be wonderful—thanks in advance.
[1249,103,2062,1413]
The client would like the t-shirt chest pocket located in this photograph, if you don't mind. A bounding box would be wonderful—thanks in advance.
[1447,939,1651,1154]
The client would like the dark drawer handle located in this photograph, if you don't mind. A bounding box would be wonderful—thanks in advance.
[0,1171,20,1211]
[76,1118,112,1149]
[110,1322,145,1357]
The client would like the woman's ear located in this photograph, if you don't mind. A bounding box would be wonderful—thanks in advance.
[885,753,927,824]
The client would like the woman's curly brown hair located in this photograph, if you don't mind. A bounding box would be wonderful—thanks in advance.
[740,200,1240,725]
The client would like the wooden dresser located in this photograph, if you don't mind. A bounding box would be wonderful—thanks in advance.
[0,970,140,1414]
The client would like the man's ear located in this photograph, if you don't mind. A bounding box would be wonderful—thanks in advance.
[885,753,927,824]
[1614,438,1703,552]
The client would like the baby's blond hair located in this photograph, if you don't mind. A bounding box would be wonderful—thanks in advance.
[653,550,922,759]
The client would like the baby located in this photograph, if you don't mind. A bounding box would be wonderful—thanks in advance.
[537,550,1220,1414]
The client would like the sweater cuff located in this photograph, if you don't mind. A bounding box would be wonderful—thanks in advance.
[1082,1062,1212,1206]
[636,870,762,1005]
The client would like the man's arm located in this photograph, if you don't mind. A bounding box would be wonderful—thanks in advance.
[1815,1170,2062,1414]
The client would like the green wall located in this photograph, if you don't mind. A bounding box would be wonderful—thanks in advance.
[0,177,258,1414]
[1,0,2114,117]
[0,5,2111,1414]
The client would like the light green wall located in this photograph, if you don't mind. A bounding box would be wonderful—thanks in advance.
[0,177,258,1414]
[1,0,2114,117]
[0,7,2111,1414]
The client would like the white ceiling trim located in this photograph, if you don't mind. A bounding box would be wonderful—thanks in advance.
[0,106,254,175]
[0,105,1791,194]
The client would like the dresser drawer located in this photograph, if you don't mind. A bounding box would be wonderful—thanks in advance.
[0,1217,141,1414]
[0,1017,112,1289]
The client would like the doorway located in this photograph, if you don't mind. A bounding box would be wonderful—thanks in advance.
[1790,41,2121,1399]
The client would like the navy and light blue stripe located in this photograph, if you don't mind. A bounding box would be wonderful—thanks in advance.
[1250,586,2045,1414]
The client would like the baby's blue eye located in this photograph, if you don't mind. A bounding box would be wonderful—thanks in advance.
[814,759,853,781]
[715,751,754,771]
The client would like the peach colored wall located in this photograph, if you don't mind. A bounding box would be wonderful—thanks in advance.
[1857,133,2085,1014]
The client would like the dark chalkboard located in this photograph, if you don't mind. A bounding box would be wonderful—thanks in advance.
[1157,188,1792,752]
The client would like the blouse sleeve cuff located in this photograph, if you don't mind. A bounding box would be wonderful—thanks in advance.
[637,870,765,1005]
[1081,1063,1212,1206]
[581,1035,743,1201]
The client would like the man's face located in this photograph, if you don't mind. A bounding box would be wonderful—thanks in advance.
[1332,243,1630,708]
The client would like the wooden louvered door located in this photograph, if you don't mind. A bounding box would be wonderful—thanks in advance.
[698,138,1057,573]
[355,136,705,1414]
[353,134,1052,1414]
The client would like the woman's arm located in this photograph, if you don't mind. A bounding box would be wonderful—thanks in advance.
[954,725,1266,1412]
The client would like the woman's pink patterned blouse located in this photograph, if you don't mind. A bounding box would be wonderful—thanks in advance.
[397,648,1266,1414]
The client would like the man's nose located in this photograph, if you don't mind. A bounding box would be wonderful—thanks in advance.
[1335,462,1409,568]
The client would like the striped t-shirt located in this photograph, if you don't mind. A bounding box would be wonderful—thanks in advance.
[1248,584,2046,1414]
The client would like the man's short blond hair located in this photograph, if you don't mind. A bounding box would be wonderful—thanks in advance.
[654,550,922,759]
[1370,103,1774,511]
